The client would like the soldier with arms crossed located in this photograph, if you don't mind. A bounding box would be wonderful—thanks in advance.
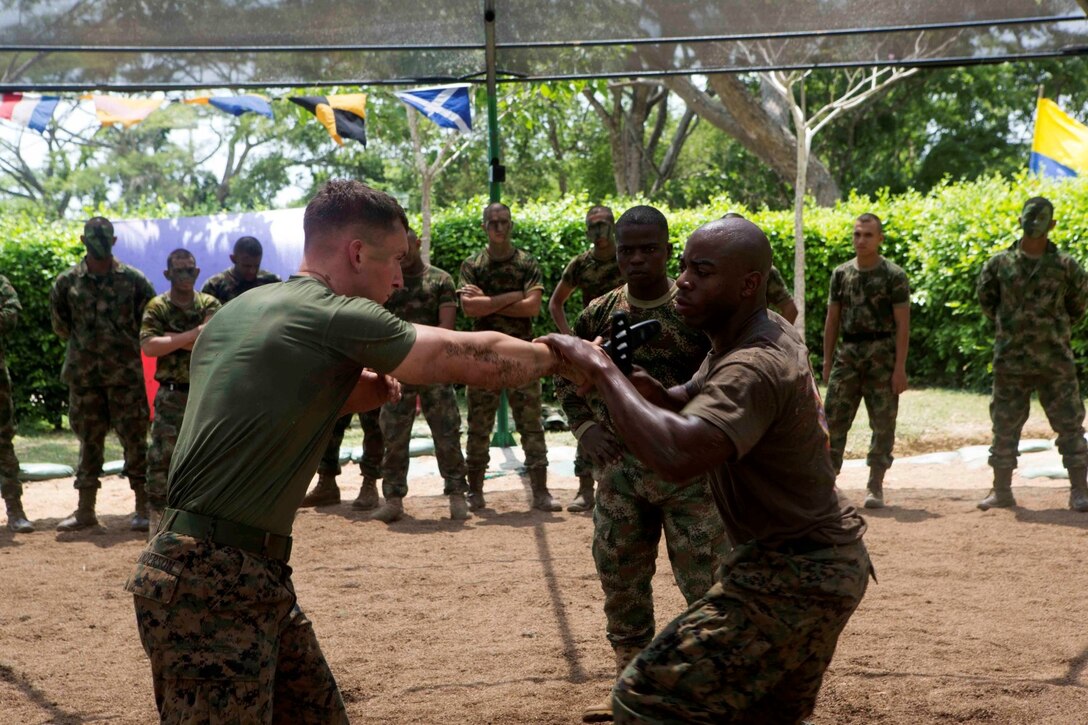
[543,216,871,724]
[549,205,624,512]
[125,180,580,723]
[977,196,1088,512]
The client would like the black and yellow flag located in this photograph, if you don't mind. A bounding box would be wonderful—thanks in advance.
[289,93,367,147]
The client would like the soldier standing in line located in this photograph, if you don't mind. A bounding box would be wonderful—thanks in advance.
[557,206,725,723]
[722,212,798,324]
[0,276,32,533]
[50,217,157,532]
[548,205,624,513]
[977,196,1088,512]
[140,249,220,534]
[459,202,560,512]
[822,213,910,509]
[368,228,469,522]
[201,235,281,304]
[542,217,871,724]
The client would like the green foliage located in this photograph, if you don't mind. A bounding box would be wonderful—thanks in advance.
[0,215,82,427]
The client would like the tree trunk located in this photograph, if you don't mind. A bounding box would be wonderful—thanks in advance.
[406,110,434,264]
[793,125,809,333]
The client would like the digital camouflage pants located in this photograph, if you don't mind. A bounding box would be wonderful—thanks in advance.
[319,409,383,480]
[989,369,1088,470]
[465,380,547,475]
[0,364,20,501]
[147,387,187,510]
[825,339,898,472]
[613,539,871,724]
[69,383,149,492]
[594,454,729,650]
[127,532,348,724]
[380,384,466,498]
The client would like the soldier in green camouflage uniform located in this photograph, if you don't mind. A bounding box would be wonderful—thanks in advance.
[459,202,559,512]
[0,276,32,533]
[823,213,911,509]
[301,409,383,508]
[140,249,220,533]
[548,205,625,513]
[977,197,1088,512]
[557,206,725,723]
[201,235,281,304]
[542,216,870,724]
[50,218,157,532]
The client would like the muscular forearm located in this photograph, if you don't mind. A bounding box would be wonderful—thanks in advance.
[495,296,541,318]
[142,329,198,356]
[461,291,524,318]
[393,327,557,390]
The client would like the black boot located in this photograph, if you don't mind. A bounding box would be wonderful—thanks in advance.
[1068,466,1088,513]
[4,495,33,533]
[467,470,487,511]
[978,468,1016,510]
[130,486,150,532]
[567,475,595,513]
[864,466,887,509]
[529,468,561,512]
[57,488,99,531]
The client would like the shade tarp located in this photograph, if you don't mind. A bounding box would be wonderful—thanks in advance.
[0,1,1085,90]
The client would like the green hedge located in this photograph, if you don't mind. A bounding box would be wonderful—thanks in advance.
[3,173,1087,424]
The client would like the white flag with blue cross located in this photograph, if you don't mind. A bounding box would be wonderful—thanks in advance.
[394,84,473,133]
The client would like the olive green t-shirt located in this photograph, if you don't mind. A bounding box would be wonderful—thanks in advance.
[167,275,417,536]
[682,311,866,547]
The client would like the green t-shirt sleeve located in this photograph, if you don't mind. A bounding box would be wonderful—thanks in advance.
[560,256,581,289]
[140,298,166,343]
[828,267,843,304]
[326,297,418,374]
[437,273,457,308]
[891,267,911,306]
[523,256,545,293]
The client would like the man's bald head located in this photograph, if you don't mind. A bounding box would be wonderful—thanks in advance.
[694,217,772,279]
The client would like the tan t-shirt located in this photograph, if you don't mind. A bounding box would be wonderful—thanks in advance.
[682,311,865,547]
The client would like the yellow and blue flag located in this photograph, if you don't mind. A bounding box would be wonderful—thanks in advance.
[1030,97,1088,178]
[289,94,367,147]
[185,94,273,119]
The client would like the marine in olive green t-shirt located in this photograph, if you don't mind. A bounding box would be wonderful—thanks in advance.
[167,275,416,536]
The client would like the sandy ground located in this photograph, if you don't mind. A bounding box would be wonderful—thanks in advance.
[2,450,1087,724]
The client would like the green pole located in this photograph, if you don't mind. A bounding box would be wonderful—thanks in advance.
[484,0,515,447]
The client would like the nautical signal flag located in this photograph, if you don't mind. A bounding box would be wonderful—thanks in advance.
[289,94,367,147]
[91,95,164,127]
[1030,97,1088,178]
[394,84,472,133]
[185,94,273,119]
[0,93,59,133]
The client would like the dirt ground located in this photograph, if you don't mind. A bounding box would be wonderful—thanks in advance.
[2,461,1087,724]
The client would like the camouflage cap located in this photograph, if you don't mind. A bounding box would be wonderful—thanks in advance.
[83,217,114,241]
[1021,197,1054,239]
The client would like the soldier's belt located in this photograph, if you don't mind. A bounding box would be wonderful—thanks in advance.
[159,507,292,562]
[842,331,893,344]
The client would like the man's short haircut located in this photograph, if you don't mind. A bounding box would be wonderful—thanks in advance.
[586,205,614,221]
[233,235,263,257]
[84,216,114,237]
[483,201,511,224]
[616,205,669,238]
[166,248,195,270]
[303,179,409,250]
[856,213,883,233]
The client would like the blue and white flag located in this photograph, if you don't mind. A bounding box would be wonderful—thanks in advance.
[394,84,472,133]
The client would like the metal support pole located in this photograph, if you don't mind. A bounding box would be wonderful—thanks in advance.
[484,0,515,447]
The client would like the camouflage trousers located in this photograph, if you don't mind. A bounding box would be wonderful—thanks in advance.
[613,539,871,724]
[594,455,729,649]
[126,532,348,724]
[380,384,466,498]
[69,383,149,491]
[465,380,547,474]
[989,369,1088,470]
[574,439,593,479]
[826,339,899,471]
[147,387,188,510]
[0,364,21,501]
[319,409,383,480]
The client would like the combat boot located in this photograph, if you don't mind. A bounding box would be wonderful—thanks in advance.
[977,468,1016,510]
[371,496,404,523]
[1068,466,1088,512]
[130,486,150,532]
[57,488,98,532]
[351,476,380,511]
[467,470,487,511]
[300,474,341,507]
[582,644,644,723]
[4,496,33,533]
[864,466,887,509]
[449,493,471,521]
[529,468,561,512]
[567,475,596,513]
